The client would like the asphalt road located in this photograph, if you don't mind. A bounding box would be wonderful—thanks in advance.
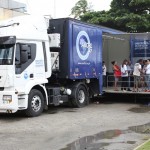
[0,97,150,150]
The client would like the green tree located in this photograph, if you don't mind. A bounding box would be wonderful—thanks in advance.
[80,0,150,32]
[70,0,92,19]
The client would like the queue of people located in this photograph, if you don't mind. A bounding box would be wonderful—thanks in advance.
[110,59,150,92]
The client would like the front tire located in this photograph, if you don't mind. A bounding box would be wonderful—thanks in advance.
[71,84,89,108]
[24,89,44,117]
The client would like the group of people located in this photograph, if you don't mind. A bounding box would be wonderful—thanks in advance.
[111,59,150,92]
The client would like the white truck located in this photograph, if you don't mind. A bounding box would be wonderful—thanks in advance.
[0,15,106,117]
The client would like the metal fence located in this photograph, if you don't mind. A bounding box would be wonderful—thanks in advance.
[104,75,150,92]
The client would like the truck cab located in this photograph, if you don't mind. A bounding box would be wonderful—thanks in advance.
[0,15,51,116]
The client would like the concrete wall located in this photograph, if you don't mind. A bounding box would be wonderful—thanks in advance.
[0,0,27,20]
[0,8,26,20]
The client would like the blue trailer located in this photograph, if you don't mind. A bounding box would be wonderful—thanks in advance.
[48,23,150,111]
[47,18,128,108]
[48,18,103,107]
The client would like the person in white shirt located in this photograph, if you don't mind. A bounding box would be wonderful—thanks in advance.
[133,59,143,92]
[102,61,107,87]
[121,59,128,91]
[145,59,150,91]
[126,60,133,91]
[141,60,147,91]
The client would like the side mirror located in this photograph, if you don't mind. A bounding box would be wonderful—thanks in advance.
[20,45,29,64]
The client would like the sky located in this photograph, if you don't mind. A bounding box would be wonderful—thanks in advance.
[15,0,112,18]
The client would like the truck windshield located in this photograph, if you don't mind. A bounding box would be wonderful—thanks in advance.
[0,44,14,65]
[0,36,16,65]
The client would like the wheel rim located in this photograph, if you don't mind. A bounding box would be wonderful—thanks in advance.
[31,95,42,112]
[78,90,85,103]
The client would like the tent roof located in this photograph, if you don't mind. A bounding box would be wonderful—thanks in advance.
[103,32,150,41]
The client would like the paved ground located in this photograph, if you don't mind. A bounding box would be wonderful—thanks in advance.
[0,96,150,150]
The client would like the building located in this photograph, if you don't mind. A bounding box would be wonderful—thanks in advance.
[0,0,27,20]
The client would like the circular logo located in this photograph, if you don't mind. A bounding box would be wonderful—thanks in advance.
[76,31,92,60]
[24,73,28,79]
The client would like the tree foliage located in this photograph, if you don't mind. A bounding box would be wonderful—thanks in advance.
[70,0,92,19]
[80,0,150,32]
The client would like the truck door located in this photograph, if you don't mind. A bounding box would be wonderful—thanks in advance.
[14,42,37,87]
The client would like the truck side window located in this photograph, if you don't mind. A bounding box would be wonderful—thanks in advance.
[15,44,20,64]
[42,42,48,72]
[15,43,36,74]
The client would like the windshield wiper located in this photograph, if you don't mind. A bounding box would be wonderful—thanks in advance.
[0,23,19,28]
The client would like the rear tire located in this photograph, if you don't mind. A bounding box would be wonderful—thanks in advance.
[71,84,89,108]
[24,89,44,117]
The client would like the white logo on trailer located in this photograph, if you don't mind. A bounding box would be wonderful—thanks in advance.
[76,31,92,60]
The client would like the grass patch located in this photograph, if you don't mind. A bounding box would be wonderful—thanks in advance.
[136,140,150,150]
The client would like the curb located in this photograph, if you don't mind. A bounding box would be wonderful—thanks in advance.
[134,139,150,150]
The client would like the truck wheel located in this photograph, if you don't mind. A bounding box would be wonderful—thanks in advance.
[24,89,44,117]
[71,84,89,108]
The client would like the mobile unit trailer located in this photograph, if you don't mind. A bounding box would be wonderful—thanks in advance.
[102,33,150,94]
[0,16,105,117]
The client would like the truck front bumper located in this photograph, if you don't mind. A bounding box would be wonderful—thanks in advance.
[0,91,18,113]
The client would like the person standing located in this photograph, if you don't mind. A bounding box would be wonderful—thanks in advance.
[145,59,150,91]
[127,60,133,91]
[141,60,147,91]
[133,59,143,92]
[121,59,128,91]
[111,61,121,91]
[102,61,107,87]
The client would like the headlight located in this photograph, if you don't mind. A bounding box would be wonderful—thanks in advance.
[3,95,12,104]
